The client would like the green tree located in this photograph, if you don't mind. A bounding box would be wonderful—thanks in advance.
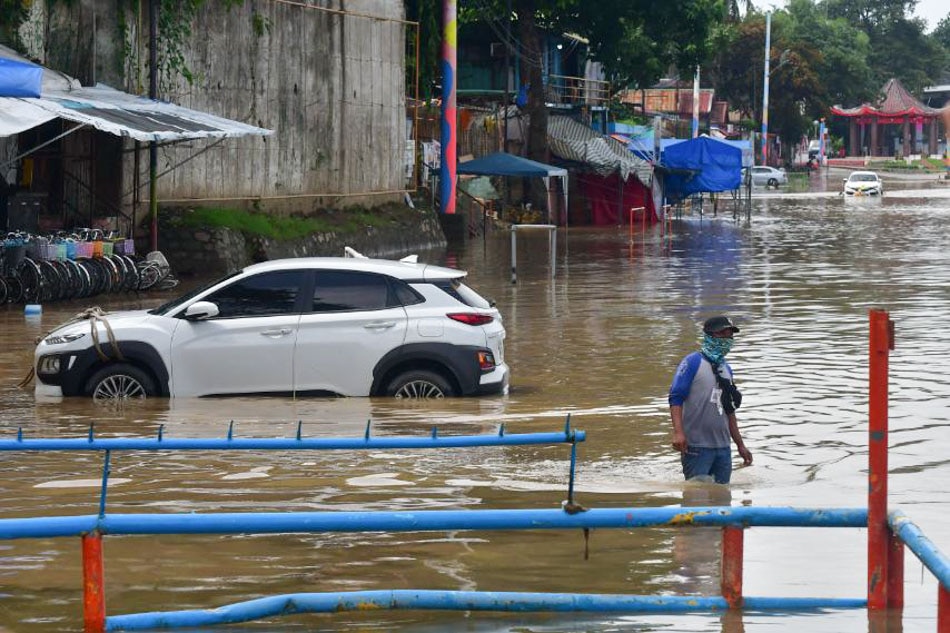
[707,2,873,155]
[821,0,945,89]
[934,15,950,51]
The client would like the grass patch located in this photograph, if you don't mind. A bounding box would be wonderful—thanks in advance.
[169,206,400,240]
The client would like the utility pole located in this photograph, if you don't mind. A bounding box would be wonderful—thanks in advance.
[761,11,771,165]
[692,66,700,138]
[149,0,159,251]
[503,0,511,151]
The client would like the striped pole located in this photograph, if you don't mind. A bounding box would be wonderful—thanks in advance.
[761,12,771,165]
[439,0,457,215]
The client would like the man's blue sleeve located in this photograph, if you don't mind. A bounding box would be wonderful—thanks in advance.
[669,352,701,406]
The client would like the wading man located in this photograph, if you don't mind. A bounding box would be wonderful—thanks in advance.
[668,316,752,484]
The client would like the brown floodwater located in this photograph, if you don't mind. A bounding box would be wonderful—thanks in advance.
[1,172,949,632]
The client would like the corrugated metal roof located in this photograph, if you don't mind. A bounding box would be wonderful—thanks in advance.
[1,47,272,141]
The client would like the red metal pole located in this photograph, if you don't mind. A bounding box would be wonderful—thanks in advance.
[939,584,949,633]
[720,525,744,608]
[82,533,106,633]
[867,308,893,611]
[886,529,904,610]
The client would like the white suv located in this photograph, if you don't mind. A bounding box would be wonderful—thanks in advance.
[34,250,509,400]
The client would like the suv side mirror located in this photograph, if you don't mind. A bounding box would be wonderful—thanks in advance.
[183,301,220,321]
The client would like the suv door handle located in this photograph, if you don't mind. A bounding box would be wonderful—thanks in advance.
[260,328,293,337]
[364,321,397,330]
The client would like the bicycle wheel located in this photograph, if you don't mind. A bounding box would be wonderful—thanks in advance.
[120,255,140,291]
[137,262,162,290]
[4,274,24,303]
[38,260,63,301]
[67,260,92,298]
[16,258,44,303]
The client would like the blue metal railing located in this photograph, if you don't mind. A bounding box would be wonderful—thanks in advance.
[0,505,869,540]
[1,420,947,631]
[109,592,867,630]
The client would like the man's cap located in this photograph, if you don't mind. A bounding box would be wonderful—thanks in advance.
[703,315,740,334]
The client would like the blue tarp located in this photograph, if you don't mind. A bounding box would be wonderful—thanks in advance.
[458,152,567,178]
[661,136,742,197]
[0,57,42,98]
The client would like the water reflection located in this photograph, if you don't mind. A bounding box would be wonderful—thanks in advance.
[1,183,949,631]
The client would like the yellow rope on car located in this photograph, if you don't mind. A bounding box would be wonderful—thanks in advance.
[74,307,125,362]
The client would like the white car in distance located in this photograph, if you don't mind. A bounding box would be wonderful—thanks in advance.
[34,249,509,400]
[747,166,788,188]
[843,171,883,196]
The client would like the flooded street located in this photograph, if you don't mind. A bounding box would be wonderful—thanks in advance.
[1,172,949,632]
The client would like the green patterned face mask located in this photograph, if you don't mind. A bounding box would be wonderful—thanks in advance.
[701,334,734,364]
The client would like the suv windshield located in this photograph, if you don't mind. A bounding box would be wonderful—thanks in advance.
[149,270,240,316]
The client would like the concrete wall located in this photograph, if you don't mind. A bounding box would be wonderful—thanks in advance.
[159,207,447,277]
[43,0,407,216]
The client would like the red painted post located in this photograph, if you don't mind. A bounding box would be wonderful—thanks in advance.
[82,533,106,633]
[867,308,893,611]
[720,525,744,608]
[886,529,904,609]
[938,584,949,633]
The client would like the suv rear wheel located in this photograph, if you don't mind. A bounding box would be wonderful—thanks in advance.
[386,369,456,399]
[85,363,157,400]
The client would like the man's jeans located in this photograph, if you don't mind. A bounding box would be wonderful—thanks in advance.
[681,446,732,484]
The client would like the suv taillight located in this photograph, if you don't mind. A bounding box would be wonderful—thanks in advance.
[477,351,496,371]
[447,313,493,326]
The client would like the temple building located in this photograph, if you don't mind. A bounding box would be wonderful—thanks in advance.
[830,78,944,158]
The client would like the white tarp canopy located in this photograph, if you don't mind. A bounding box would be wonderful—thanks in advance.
[0,83,273,141]
[0,98,57,136]
[1,46,271,141]
[548,115,652,184]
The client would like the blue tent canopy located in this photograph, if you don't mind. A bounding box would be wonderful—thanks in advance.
[457,152,569,225]
[0,57,42,98]
[661,136,742,198]
[458,152,567,178]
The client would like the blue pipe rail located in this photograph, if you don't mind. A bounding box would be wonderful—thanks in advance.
[890,510,950,589]
[0,430,585,452]
[3,426,946,631]
[106,590,868,630]
[0,506,868,540]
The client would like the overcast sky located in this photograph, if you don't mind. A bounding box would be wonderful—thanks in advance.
[913,0,948,32]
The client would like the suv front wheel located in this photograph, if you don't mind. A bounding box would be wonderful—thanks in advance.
[386,370,456,399]
[86,363,157,400]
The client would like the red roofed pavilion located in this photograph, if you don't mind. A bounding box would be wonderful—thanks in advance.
[830,78,944,158]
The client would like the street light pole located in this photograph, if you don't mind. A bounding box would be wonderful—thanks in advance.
[692,65,700,138]
[761,11,771,166]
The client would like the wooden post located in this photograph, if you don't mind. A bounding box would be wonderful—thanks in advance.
[720,525,744,608]
[82,532,106,633]
[867,308,893,610]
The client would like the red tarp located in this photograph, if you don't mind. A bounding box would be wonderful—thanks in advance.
[576,172,656,226]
